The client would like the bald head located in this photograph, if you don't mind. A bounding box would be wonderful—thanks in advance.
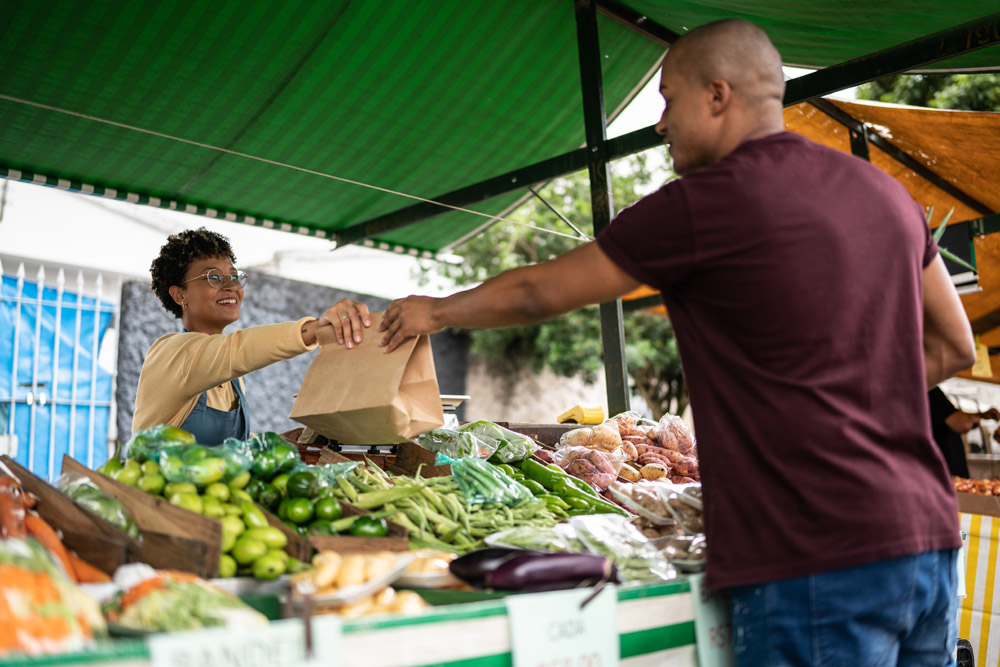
[666,19,785,107]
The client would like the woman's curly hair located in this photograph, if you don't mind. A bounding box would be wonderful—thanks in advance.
[150,228,237,319]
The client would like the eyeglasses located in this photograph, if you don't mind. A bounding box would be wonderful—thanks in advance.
[182,268,248,289]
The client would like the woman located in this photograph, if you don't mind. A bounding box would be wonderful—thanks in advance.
[132,227,369,445]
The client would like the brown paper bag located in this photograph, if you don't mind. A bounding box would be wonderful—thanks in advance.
[289,312,444,444]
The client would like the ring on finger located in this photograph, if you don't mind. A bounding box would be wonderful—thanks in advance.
[339,315,349,320]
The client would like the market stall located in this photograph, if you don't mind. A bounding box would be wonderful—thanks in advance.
[3,2,1000,666]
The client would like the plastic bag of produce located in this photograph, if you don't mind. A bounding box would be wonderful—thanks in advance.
[608,480,674,526]
[659,483,704,534]
[485,523,585,553]
[0,537,107,655]
[56,473,140,539]
[652,413,696,457]
[123,424,197,463]
[105,564,267,632]
[569,514,675,582]
[551,446,626,492]
[459,421,539,463]
[413,428,497,459]
[282,461,358,501]
[438,454,534,507]
[157,444,252,488]
[237,432,301,481]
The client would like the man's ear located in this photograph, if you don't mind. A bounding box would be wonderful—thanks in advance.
[168,285,185,307]
[707,79,732,115]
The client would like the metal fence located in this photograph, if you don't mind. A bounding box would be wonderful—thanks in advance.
[0,257,120,480]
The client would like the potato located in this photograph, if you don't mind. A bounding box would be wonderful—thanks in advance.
[590,424,623,452]
[336,554,367,589]
[562,427,594,448]
[641,463,669,480]
[618,463,642,482]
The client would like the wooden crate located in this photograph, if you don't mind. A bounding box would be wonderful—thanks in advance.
[62,455,223,578]
[309,503,409,554]
[2,455,140,575]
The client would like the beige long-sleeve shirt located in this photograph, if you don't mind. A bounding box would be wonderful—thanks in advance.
[131,318,317,433]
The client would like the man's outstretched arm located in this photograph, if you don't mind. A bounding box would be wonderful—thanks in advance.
[378,241,641,351]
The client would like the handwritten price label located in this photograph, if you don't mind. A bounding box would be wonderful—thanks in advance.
[505,586,619,667]
[689,573,735,667]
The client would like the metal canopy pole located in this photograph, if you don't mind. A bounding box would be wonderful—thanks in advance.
[575,0,629,415]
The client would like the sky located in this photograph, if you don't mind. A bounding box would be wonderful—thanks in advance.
[0,68,855,301]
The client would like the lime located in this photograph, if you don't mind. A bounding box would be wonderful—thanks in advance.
[228,470,251,490]
[164,482,198,497]
[188,458,227,486]
[168,492,203,514]
[221,503,243,516]
[285,497,315,525]
[140,460,160,475]
[201,495,225,519]
[270,473,289,496]
[114,467,141,487]
[286,471,318,499]
[204,482,231,503]
[243,526,288,549]
[124,458,142,470]
[255,483,281,511]
[308,519,336,536]
[137,473,166,496]
[314,497,343,522]
[230,488,253,505]
[349,516,388,538]
[252,552,287,580]
[276,497,293,521]
[219,554,237,578]
[231,536,267,566]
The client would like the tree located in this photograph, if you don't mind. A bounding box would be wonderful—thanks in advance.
[418,153,688,418]
[857,73,1000,112]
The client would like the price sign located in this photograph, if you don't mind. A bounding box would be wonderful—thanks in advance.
[689,573,735,667]
[505,585,618,667]
[148,615,342,667]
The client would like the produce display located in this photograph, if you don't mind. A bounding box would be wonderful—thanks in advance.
[559,412,700,484]
[2,410,709,660]
[56,473,140,539]
[954,476,1000,495]
[0,475,106,656]
[105,565,268,632]
[290,550,427,618]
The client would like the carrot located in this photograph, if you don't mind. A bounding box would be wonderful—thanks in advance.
[24,514,77,583]
[67,552,112,583]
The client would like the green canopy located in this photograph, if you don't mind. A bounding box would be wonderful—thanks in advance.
[0,1,997,256]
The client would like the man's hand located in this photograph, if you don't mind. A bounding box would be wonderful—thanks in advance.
[378,296,443,352]
[980,408,1000,421]
[315,299,372,349]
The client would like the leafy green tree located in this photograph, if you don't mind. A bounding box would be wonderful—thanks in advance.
[857,73,1000,111]
[419,153,688,418]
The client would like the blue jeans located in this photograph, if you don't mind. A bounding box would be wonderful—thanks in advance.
[729,549,958,667]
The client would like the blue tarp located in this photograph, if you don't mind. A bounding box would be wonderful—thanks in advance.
[0,274,113,480]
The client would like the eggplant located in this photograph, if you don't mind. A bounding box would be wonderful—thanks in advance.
[449,547,526,587]
[485,552,615,592]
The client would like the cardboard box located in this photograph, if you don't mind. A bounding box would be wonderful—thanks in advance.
[958,492,1000,518]
[62,455,223,578]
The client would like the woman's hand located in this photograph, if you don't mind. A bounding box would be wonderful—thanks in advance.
[316,299,372,349]
[379,296,443,352]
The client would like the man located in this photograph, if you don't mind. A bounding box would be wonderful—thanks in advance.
[381,19,975,666]
[929,387,1000,478]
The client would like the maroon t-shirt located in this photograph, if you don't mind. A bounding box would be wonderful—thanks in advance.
[598,131,960,589]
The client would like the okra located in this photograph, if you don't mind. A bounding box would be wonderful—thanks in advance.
[353,485,423,510]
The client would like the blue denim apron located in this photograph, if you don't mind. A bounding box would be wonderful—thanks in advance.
[179,379,250,445]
